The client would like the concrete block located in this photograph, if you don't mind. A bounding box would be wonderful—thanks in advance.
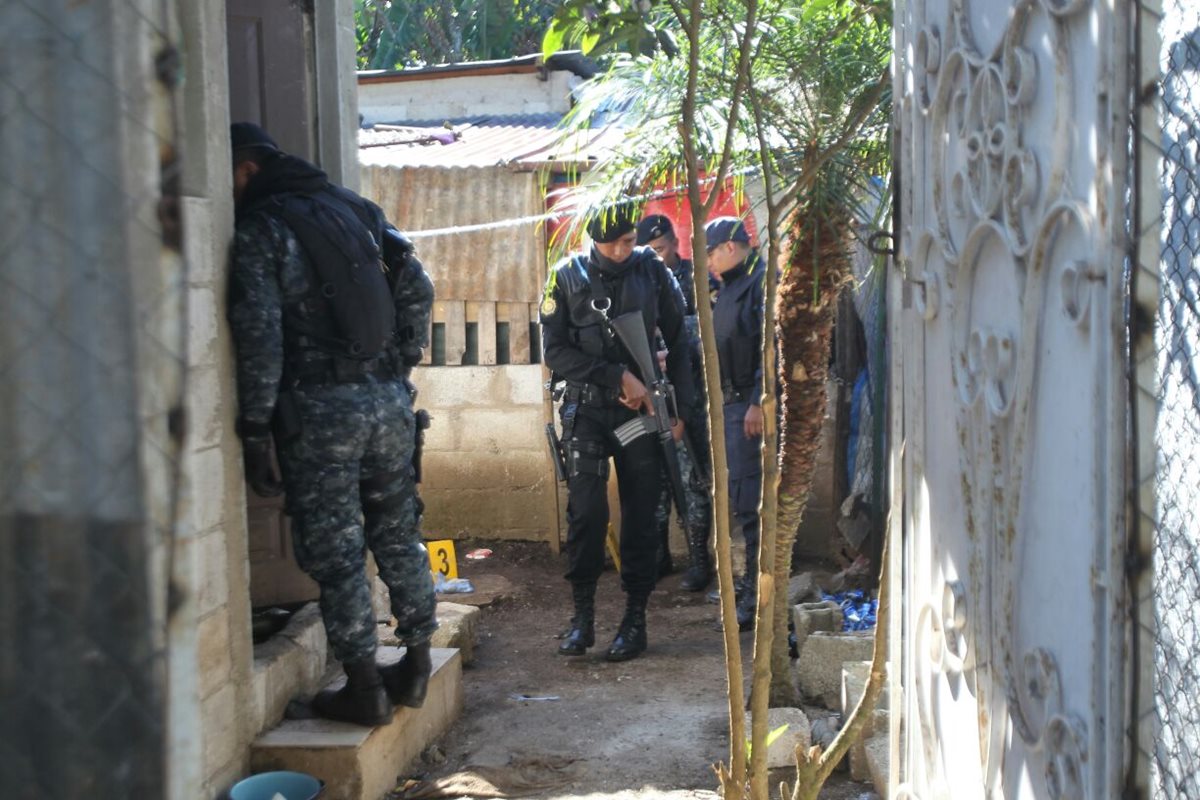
[841,660,889,716]
[182,445,227,539]
[186,364,226,449]
[421,451,550,492]
[251,649,463,800]
[196,609,232,699]
[864,732,890,798]
[188,284,221,367]
[792,600,843,658]
[746,707,812,769]
[202,683,239,781]
[795,630,875,709]
[251,604,328,736]
[787,572,823,605]
[423,485,554,539]
[196,531,230,617]
[410,366,504,408]
[453,407,544,453]
[430,602,480,665]
[505,364,547,406]
[850,709,890,782]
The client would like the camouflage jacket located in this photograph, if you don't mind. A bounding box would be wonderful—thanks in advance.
[228,156,433,433]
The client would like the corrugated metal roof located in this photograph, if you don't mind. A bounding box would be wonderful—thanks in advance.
[358,114,614,170]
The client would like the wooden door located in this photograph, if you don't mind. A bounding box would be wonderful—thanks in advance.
[228,0,318,607]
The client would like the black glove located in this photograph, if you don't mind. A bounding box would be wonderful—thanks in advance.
[242,438,283,498]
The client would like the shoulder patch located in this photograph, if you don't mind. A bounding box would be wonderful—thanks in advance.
[541,295,558,316]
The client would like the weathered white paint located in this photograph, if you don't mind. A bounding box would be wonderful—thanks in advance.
[358,68,579,125]
[892,0,1131,797]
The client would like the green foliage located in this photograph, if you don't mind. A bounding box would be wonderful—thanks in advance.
[355,0,557,69]
[541,0,677,59]
[550,0,892,245]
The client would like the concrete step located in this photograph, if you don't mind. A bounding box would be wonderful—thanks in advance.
[250,648,463,800]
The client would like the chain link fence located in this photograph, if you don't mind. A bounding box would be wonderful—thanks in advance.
[0,1,187,798]
[1138,0,1200,796]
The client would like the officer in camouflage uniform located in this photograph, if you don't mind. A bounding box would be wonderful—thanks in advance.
[636,215,713,591]
[227,123,436,727]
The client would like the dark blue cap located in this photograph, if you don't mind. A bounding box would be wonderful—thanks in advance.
[704,216,751,250]
[230,122,280,154]
[636,214,675,245]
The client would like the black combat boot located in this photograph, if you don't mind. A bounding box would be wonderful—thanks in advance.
[737,532,761,631]
[679,523,712,592]
[606,594,648,662]
[706,572,749,604]
[736,577,758,631]
[379,641,433,708]
[312,656,394,727]
[558,583,596,655]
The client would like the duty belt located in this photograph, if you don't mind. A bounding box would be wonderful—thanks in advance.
[287,355,398,387]
[566,381,622,407]
[722,385,754,405]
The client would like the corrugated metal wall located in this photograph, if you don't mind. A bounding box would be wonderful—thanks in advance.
[362,164,546,304]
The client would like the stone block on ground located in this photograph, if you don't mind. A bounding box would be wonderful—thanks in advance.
[792,601,843,658]
[864,732,890,798]
[849,709,890,781]
[430,602,480,665]
[795,630,875,709]
[745,707,811,769]
[787,570,833,605]
[250,648,462,800]
[840,660,889,716]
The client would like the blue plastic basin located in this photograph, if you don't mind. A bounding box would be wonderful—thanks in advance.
[228,771,324,800]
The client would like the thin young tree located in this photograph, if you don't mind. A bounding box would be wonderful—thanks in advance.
[542,1,891,797]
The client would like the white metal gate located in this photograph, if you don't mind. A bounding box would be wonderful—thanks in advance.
[891,0,1131,796]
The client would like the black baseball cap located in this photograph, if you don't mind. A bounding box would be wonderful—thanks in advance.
[587,203,638,243]
[230,122,280,154]
[636,214,675,245]
[704,216,751,250]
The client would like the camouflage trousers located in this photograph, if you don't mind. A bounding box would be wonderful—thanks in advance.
[278,380,438,663]
[654,426,713,545]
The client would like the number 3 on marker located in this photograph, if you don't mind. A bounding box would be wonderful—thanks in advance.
[426,539,457,579]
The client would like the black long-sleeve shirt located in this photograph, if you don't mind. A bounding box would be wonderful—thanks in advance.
[539,246,695,412]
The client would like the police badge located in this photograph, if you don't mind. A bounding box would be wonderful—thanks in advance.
[541,296,557,316]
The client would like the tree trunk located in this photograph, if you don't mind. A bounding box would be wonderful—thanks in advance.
[770,209,851,705]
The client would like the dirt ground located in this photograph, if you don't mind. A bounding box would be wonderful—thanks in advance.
[389,541,876,800]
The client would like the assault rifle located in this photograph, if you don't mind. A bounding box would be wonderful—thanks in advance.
[608,311,691,521]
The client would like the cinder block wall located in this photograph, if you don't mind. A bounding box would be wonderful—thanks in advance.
[413,365,559,542]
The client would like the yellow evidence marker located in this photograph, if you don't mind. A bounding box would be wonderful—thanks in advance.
[427,539,458,579]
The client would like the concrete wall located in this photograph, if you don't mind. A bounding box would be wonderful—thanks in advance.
[176,1,257,797]
[359,69,577,124]
[414,365,560,543]
[173,1,362,797]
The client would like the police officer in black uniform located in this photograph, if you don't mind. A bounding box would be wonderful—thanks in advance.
[705,217,766,631]
[636,214,714,591]
[540,205,696,661]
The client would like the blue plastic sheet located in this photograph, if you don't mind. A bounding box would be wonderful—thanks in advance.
[821,590,878,632]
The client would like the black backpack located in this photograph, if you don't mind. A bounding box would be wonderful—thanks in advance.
[272,188,396,360]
